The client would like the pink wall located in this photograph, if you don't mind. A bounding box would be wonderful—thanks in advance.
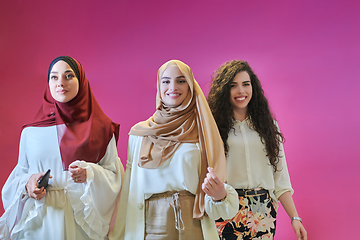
[1,0,359,238]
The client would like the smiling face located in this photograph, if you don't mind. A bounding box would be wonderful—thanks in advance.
[159,65,190,107]
[229,71,252,117]
[49,60,79,103]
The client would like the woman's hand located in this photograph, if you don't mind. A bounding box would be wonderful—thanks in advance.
[25,171,51,200]
[278,191,307,240]
[201,167,227,201]
[69,165,87,183]
[292,220,307,240]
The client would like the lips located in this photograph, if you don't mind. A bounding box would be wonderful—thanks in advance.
[57,89,67,94]
[235,96,246,101]
[166,92,181,98]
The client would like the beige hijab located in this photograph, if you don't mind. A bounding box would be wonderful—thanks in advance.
[129,60,226,218]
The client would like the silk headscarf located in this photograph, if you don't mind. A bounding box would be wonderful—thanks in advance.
[23,56,120,170]
[129,60,226,218]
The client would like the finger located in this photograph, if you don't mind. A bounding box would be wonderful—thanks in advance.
[202,183,210,194]
[207,167,220,184]
[204,179,212,191]
[203,177,209,187]
[34,188,45,195]
[37,171,48,180]
[32,193,39,199]
[206,174,217,187]
[301,228,307,240]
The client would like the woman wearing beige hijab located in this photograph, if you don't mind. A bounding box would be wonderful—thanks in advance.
[109,60,238,240]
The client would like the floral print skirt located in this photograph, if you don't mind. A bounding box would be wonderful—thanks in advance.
[215,188,277,240]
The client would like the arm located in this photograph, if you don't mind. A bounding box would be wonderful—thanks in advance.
[202,167,238,220]
[65,135,124,239]
[278,191,307,240]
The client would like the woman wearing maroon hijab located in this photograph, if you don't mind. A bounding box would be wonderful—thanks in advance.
[0,56,124,240]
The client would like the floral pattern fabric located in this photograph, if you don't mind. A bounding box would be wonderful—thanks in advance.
[215,190,276,240]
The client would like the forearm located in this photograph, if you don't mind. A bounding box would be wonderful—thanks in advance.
[278,191,307,240]
[278,191,299,219]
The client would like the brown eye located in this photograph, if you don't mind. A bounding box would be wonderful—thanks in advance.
[66,74,74,80]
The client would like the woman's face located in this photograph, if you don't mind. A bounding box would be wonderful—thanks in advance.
[229,71,252,115]
[160,65,190,107]
[49,60,79,103]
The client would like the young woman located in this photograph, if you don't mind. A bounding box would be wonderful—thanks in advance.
[0,56,124,240]
[109,60,238,240]
[207,60,307,240]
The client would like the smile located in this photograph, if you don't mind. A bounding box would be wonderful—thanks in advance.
[167,93,181,97]
[235,96,246,101]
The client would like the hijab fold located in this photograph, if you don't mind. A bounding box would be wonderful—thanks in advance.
[129,60,226,218]
[23,56,119,170]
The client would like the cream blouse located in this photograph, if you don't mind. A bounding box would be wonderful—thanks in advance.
[108,135,239,240]
[226,119,293,208]
[143,142,200,199]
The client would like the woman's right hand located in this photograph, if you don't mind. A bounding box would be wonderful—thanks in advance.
[25,171,50,200]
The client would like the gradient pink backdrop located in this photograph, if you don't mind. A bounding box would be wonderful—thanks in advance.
[1,0,359,239]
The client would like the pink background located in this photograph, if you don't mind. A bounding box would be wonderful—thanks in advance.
[1,0,359,239]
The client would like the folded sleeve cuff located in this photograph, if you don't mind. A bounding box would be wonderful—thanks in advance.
[205,183,239,220]
[66,160,108,240]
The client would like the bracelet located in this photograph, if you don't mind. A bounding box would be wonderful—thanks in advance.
[291,216,302,223]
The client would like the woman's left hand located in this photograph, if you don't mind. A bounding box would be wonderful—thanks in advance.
[292,220,307,240]
[202,167,227,201]
[69,165,87,183]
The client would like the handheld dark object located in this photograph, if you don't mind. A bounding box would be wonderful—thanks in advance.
[37,169,51,189]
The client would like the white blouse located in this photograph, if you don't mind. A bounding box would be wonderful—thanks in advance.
[0,126,123,240]
[226,119,293,208]
[143,142,200,199]
[108,134,239,240]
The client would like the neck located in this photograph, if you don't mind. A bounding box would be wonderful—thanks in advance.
[233,108,248,122]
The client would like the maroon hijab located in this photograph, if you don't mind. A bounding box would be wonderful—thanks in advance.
[23,56,119,170]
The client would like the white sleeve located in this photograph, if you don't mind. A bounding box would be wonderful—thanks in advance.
[108,134,138,240]
[273,121,293,199]
[204,183,238,220]
[65,135,124,240]
[273,141,293,199]
[0,129,32,240]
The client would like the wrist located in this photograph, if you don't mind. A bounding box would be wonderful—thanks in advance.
[213,193,227,202]
[291,216,302,223]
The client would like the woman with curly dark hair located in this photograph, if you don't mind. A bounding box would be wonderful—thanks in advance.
[208,60,307,240]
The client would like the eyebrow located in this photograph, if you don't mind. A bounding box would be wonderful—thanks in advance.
[161,75,185,79]
[50,70,74,74]
[231,80,251,83]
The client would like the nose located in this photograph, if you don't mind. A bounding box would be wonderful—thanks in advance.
[237,85,245,93]
[57,77,64,87]
[169,81,177,90]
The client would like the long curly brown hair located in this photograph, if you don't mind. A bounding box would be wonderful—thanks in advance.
[207,60,284,172]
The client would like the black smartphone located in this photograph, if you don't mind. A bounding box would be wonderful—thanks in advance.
[37,169,51,189]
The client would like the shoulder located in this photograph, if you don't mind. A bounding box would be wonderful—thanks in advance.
[128,135,143,151]
[20,125,57,141]
[128,120,151,134]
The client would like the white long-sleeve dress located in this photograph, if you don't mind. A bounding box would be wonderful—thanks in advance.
[0,125,124,240]
[109,135,239,240]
